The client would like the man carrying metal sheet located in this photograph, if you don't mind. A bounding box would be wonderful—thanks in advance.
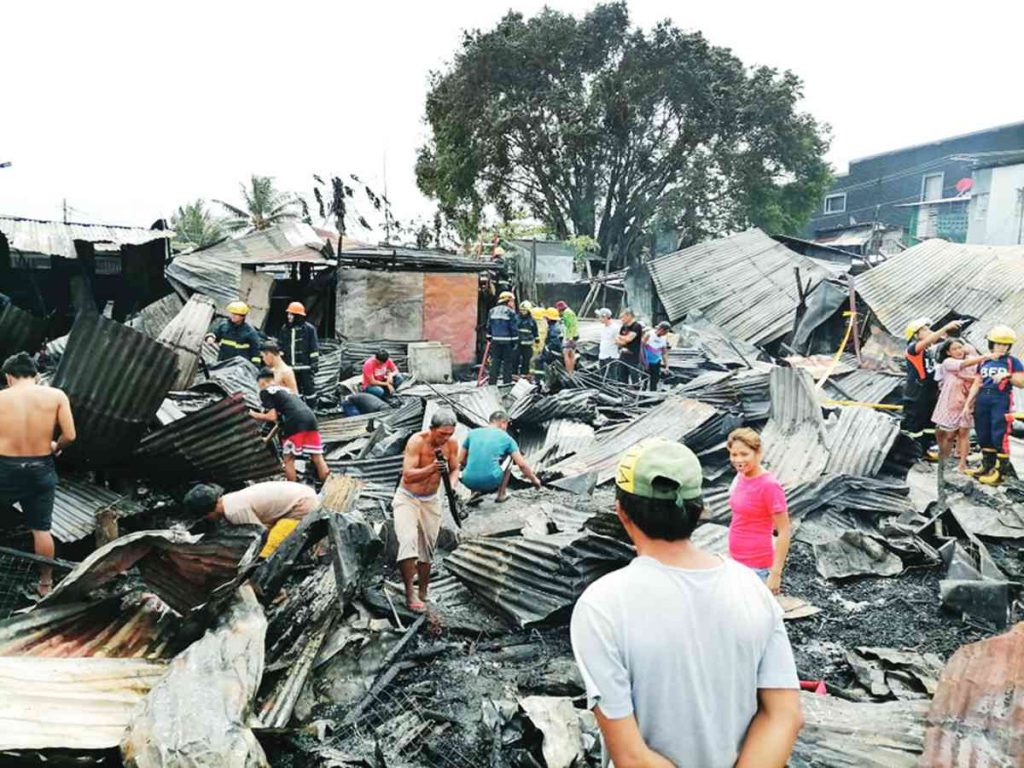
[0,352,76,596]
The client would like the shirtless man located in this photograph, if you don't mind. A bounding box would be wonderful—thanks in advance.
[0,352,76,595]
[260,340,298,394]
[394,408,460,611]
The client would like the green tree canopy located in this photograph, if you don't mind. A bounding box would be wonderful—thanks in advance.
[169,199,225,250]
[215,175,299,233]
[416,3,831,265]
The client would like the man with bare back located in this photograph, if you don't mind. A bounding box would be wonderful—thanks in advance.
[0,352,76,595]
[394,408,460,611]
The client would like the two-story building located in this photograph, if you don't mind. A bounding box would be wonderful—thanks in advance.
[805,121,1024,251]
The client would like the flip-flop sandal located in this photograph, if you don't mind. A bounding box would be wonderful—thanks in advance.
[495,494,511,503]
[406,600,426,613]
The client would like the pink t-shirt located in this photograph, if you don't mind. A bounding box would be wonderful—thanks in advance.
[728,471,787,569]
[361,357,397,389]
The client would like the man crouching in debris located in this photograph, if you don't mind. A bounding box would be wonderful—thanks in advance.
[571,438,802,768]
[459,409,541,503]
[184,481,317,529]
[0,352,76,597]
[394,408,460,612]
[252,368,330,484]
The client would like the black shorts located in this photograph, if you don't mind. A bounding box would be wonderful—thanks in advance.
[0,455,57,531]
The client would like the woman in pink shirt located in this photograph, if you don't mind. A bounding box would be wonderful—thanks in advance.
[727,428,790,594]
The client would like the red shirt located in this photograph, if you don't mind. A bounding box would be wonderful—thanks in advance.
[362,357,397,389]
[727,471,787,569]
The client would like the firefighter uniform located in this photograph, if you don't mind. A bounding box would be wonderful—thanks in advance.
[211,318,261,365]
[281,319,320,400]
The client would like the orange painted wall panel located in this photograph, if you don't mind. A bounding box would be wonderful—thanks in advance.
[422,273,479,365]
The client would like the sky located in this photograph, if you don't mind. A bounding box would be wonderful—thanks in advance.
[1,0,1020,237]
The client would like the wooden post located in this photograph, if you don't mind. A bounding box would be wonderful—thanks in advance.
[849,274,862,365]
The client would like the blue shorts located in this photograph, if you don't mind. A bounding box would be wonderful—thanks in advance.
[0,455,57,531]
[751,567,771,582]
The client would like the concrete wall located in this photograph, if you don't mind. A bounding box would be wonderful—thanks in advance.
[336,268,479,365]
[968,164,1024,245]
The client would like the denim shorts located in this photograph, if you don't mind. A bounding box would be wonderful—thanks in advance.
[752,567,771,582]
[0,455,58,531]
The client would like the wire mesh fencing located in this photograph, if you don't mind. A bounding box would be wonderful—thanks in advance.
[0,545,73,619]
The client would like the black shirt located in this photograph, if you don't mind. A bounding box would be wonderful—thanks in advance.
[259,384,318,437]
[619,321,644,359]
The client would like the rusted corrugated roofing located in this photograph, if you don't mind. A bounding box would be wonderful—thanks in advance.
[0,215,172,259]
[191,356,261,409]
[444,530,633,628]
[647,229,829,344]
[51,314,179,461]
[922,622,1024,766]
[135,292,185,338]
[41,528,264,617]
[135,394,281,484]
[0,656,168,750]
[0,301,47,358]
[0,594,181,658]
[166,222,329,311]
[546,397,717,488]
[855,239,1024,354]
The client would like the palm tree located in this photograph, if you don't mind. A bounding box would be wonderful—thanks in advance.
[170,199,225,250]
[215,175,299,233]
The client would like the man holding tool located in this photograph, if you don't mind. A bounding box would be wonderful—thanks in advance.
[394,409,460,611]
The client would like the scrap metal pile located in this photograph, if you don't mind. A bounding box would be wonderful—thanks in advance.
[1,291,1023,767]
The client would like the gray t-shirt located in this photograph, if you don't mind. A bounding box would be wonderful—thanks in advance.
[570,555,799,768]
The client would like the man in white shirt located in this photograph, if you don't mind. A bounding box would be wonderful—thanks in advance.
[570,438,803,767]
[596,307,620,380]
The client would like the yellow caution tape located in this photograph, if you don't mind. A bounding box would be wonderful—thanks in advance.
[823,399,903,411]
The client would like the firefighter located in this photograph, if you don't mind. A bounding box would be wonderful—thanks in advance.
[516,300,539,377]
[280,301,320,404]
[902,316,960,459]
[205,301,262,365]
[963,325,1024,485]
[486,291,518,385]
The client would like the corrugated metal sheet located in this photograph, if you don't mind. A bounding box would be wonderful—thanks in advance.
[0,656,168,750]
[191,356,261,409]
[338,245,497,273]
[166,222,329,311]
[327,454,405,491]
[509,389,597,424]
[319,413,376,443]
[314,338,343,395]
[678,367,772,422]
[451,385,505,428]
[824,406,900,477]
[922,622,1024,766]
[0,215,172,259]
[444,531,633,628]
[523,419,596,472]
[135,292,185,338]
[761,367,830,487]
[855,239,1024,354]
[0,301,47,358]
[647,229,829,344]
[0,594,181,658]
[41,528,263,617]
[546,396,717,488]
[157,293,216,389]
[51,315,179,460]
[135,394,281,484]
[823,368,904,405]
[46,478,142,544]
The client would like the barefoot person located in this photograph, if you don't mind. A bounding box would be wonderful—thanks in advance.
[0,352,77,596]
[394,409,460,611]
[459,410,541,503]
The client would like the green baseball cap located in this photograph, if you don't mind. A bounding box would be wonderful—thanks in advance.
[615,439,703,504]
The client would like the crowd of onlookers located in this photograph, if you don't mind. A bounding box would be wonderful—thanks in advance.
[486,292,674,389]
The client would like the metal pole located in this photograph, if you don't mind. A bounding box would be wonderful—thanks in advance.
[848,274,861,365]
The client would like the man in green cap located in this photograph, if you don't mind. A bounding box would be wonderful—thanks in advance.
[570,438,802,768]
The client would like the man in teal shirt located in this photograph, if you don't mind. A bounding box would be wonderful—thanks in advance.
[459,410,542,502]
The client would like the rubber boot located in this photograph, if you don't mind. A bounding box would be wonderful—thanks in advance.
[966,449,997,478]
[979,454,1011,486]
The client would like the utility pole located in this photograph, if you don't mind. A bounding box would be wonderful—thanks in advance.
[1016,187,1024,245]
[382,152,391,244]
[63,199,69,224]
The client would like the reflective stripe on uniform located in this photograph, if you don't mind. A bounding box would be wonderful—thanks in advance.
[220,339,251,349]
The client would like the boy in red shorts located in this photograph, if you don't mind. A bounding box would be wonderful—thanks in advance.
[252,368,330,483]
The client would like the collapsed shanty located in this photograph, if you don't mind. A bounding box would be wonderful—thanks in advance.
[2,218,1024,767]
